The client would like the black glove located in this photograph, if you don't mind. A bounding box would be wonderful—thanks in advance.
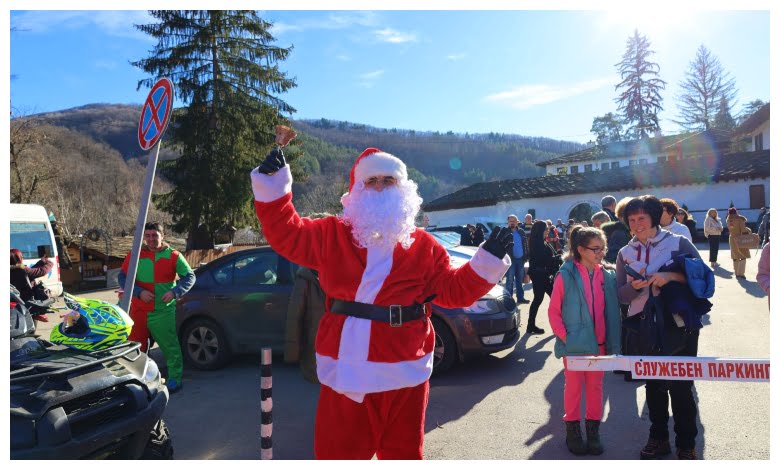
[257,147,287,175]
[482,227,514,259]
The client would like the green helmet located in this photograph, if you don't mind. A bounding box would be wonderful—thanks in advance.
[50,294,134,351]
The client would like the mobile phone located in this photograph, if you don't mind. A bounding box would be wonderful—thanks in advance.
[624,265,647,281]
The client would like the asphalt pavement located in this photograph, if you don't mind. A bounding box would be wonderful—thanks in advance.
[35,242,771,460]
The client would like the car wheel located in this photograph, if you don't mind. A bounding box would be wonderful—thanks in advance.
[181,318,231,370]
[431,317,457,375]
[141,419,173,459]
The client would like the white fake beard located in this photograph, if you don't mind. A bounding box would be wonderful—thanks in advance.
[340,179,423,250]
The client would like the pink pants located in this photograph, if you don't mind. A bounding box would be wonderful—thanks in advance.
[314,381,429,460]
[562,345,606,422]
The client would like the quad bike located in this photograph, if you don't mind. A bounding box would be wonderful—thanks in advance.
[10,285,173,459]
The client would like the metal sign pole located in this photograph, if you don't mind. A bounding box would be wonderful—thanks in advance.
[119,140,162,313]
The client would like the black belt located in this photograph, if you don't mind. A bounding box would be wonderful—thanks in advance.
[330,299,430,327]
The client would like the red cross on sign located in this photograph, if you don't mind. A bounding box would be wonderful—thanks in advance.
[138,78,174,151]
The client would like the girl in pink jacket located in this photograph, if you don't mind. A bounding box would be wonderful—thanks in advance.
[548,226,621,456]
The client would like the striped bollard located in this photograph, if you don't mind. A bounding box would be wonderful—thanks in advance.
[261,348,273,460]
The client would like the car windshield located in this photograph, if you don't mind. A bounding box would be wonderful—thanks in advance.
[429,231,461,249]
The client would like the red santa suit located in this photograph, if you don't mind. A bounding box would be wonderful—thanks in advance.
[251,148,510,459]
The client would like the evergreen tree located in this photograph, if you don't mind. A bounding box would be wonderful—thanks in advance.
[132,11,297,248]
[614,30,666,139]
[675,44,738,131]
[590,112,624,146]
[712,95,737,131]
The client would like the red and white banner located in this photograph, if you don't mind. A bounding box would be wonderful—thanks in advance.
[565,355,769,383]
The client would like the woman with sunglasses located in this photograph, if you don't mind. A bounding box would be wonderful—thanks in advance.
[674,208,697,242]
[616,195,703,460]
[547,225,621,456]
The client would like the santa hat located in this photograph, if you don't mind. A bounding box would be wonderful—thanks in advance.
[348,148,407,192]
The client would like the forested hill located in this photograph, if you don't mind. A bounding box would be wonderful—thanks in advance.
[25,103,587,210]
[295,118,585,184]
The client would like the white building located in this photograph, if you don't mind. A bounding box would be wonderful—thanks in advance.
[734,102,770,152]
[424,156,769,232]
[424,111,770,232]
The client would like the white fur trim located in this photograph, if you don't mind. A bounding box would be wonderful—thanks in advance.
[316,352,433,396]
[353,151,407,183]
[354,245,395,304]
[337,317,372,364]
[470,246,512,284]
[337,245,393,364]
[251,165,292,202]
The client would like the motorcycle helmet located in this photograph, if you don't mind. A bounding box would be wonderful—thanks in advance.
[50,293,134,351]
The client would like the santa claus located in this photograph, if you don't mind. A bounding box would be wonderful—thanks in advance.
[250,128,514,459]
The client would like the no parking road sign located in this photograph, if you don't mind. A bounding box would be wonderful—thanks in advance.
[138,77,174,151]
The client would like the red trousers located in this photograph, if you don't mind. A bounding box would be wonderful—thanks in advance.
[314,381,429,459]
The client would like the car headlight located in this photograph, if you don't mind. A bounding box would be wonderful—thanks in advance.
[142,358,162,389]
[463,298,499,314]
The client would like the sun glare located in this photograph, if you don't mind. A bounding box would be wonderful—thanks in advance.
[601,8,695,38]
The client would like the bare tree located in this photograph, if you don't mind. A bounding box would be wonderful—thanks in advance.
[674,44,738,131]
[10,113,57,203]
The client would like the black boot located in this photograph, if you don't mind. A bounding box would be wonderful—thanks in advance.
[585,419,604,455]
[565,421,588,455]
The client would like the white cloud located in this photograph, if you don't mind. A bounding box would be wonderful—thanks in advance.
[446,53,466,61]
[484,77,614,110]
[358,69,384,88]
[12,10,154,41]
[374,28,417,44]
[336,54,351,61]
[271,11,378,36]
[359,69,384,80]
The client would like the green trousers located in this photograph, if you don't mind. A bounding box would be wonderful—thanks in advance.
[149,309,182,382]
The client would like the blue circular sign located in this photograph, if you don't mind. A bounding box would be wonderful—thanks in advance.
[138,78,174,151]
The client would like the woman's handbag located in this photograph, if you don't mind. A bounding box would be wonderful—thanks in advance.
[735,233,760,249]
[623,289,688,356]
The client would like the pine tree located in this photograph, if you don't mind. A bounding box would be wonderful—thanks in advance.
[614,30,666,139]
[132,11,298,248]
[675,44,738,131]
[712,95,737,131]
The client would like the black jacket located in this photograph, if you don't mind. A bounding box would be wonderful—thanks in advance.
[528,239,561,278]
[601,220,631,264]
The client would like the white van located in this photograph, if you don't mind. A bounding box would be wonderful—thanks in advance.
[10,203,63,297]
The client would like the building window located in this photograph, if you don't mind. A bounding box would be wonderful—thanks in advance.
[557,167,568,175]
[749,184,766,209]
[611,161,620,169]
[755,133,764,151]
[657,156,667,163]
[570,165,579,174]
[584,164,593,172]
[639,158,648,165]
[628,160,637,166]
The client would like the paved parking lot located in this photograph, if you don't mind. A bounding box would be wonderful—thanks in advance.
[35,242,770,459]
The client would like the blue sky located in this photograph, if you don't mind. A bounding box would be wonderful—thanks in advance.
[8,7,772,144]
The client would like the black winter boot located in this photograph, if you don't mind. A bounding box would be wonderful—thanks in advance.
[565,421,588,455]
[585,419,604,455]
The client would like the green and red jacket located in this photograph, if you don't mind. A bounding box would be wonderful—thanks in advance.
[119,244,195,314]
